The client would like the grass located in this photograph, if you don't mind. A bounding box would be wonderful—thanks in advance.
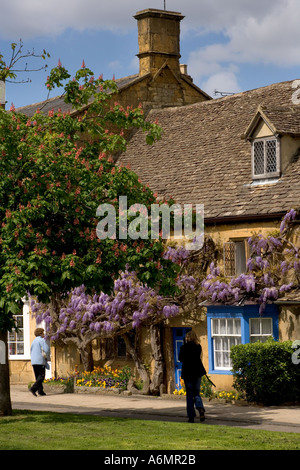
[0,410,299,450]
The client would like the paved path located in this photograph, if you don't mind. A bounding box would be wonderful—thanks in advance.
[11,385,300,433]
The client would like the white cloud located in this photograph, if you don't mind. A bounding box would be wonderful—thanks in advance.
[201,70,242,98]
[1,0,300,99]
[0,0,288,40]
[0,0,164,39]
[186,0,300,95]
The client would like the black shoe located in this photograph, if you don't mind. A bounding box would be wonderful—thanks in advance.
[38,391,46,396]
[29,388,37,397]
[188,418,194,423]
[199,409,205,422]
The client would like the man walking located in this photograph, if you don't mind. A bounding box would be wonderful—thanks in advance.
[29,328,50,397]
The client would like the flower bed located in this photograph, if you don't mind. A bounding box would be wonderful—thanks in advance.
[173,377,243,403]
[37,366,132,394]
[29,377,75,394]
[75,365,132,391]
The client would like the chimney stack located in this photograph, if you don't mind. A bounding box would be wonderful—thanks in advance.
[134,9,184,77]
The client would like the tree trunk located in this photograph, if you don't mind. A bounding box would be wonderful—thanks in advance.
[123,331,150,395]
[149,323,164,395]
[0,330,12,416]
[79,342,94,372]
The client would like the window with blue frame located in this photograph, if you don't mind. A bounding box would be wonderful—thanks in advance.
[207,304,279,375]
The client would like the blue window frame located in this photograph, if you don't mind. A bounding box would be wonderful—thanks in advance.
[207,304,279,375]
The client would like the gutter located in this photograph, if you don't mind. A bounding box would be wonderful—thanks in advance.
[204,211,286,226]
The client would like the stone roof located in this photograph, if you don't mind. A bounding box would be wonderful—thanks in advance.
[118,79,300,222]
[243,105,300,139]
[275,289,300,304]
[261,106,300,136]
[16,74,141,117]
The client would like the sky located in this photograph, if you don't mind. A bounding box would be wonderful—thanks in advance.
[1,0,300,109]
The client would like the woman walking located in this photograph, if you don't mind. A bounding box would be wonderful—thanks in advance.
[179,330,206,423]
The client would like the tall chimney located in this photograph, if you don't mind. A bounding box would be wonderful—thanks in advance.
[134,9,184,77]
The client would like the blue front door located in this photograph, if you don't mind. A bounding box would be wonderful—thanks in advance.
[172,327,191,389]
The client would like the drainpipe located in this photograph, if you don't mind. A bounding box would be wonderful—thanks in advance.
[0,81,5,109]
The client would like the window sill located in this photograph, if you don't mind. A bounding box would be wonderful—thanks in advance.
[208,369,234,375]
[247,177,280,186]
[9,356,30,361]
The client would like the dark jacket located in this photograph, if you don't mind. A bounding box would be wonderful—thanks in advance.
[179,341,206,380]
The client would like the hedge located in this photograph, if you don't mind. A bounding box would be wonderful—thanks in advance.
[231,339,300,405]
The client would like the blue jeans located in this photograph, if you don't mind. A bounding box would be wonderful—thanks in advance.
[184,377,205,419]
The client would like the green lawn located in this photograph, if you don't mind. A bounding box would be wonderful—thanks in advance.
[0,410,299,450]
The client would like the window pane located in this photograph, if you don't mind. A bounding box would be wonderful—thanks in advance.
[223,352,230,368]
[227,319,234,334]
[212,319,219,335]
[15,316,23,328]
[8,331,16,341]
[214,336,222,350]
[235,241,246,275]
[16,330,24,342]
[224,337,231,351]
[254,141,264,175]
[220,319,226,334]
[250,336,261,343]
[9,344,16,355]
[260,336,270,344]
[251,319,260,335]
[215,351,222,368]
[262,318,272,335]
[224,242,235,276]
[266,140,277,173]
[234,319,241,335]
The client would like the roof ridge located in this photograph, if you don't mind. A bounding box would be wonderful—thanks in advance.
[147,77,300,116]
[16,94,61,111]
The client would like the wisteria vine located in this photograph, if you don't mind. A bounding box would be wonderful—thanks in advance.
[199,208,299,313]
[30,209,299,349]
[30,267,180,342]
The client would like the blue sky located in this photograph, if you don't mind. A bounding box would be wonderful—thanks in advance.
[1,0,300,109]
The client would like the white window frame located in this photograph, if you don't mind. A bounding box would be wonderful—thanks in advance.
[252,136,280,179]
[8,300,31,360]
[250,317,273,343]
[211,318,241,370]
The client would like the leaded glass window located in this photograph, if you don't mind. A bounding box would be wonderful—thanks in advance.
[252,137,280,179]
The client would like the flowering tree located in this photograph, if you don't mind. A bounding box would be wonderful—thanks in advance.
[0,60,176,413]
[199,209,300,312]
[0,41,50,416]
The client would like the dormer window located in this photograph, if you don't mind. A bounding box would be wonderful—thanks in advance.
[252,137,280,179]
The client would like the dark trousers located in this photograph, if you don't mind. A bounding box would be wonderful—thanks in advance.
[32,364,46,394]
[184,377,205,419]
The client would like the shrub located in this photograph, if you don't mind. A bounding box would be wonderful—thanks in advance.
[231,338,300,405]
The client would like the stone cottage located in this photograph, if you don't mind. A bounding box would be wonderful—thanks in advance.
[8,8,300,393]
[117,78,300,392]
